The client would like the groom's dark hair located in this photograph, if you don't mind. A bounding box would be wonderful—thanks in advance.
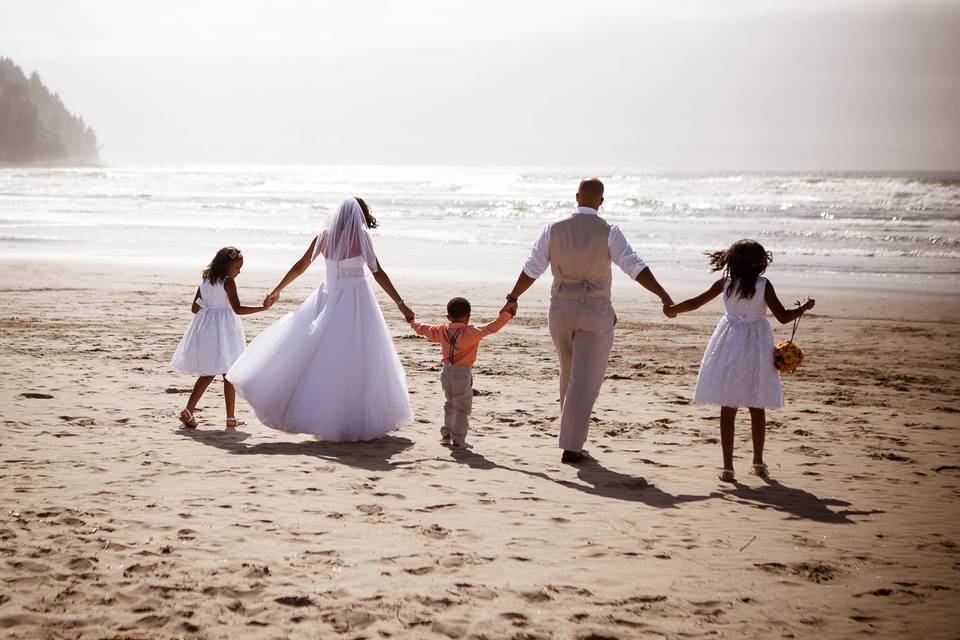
[447,297,471,319]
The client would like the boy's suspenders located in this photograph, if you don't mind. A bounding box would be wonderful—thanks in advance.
[444,327,464,365]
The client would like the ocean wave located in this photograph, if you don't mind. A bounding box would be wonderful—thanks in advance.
[2,166,958,283]
[0,234,65,243]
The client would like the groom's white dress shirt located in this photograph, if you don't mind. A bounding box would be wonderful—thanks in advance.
[521,207,648,281]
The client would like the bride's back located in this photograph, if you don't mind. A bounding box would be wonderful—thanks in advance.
[316,229,364,262]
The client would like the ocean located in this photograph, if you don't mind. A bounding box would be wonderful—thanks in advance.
[1,166,958,292]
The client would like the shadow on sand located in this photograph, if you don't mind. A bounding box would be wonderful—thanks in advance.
[178,429,873,521]
[177,427,416,473]
[720,478,884,524]
[451,448,718,509]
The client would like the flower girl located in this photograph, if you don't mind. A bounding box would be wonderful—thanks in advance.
[171,247,274,429]
[664,240,814,482]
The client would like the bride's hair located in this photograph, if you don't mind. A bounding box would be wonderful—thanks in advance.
[355,197,378,229]
[203,246,242,285]
[707,239,772,299]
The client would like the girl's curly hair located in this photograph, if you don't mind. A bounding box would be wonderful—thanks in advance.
[707,239,772,299]
[202,246,242,285]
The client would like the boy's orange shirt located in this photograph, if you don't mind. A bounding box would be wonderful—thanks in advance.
[408,311,512,366]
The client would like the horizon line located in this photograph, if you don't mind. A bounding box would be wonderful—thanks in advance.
[3,161,960,174]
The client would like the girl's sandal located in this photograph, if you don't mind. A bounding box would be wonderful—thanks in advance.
[718,468,735,482]
[179,409,198,429]
[225,417,245,430]
[750,463,770,478]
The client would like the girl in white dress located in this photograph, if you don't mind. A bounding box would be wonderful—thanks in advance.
[664,240,814,482]
[226,198,414,442]
[171,247,274,429]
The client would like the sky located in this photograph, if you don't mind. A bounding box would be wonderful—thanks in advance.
[2,0,959,169]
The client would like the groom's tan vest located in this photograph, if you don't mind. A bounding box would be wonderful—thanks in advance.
[549,214,612,302]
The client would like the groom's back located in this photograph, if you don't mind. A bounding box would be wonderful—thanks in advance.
[549,214,612,301]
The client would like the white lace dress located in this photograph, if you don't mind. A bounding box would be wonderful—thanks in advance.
[170,278,246,376]
[226,255,413,441]
[693,276,784,408]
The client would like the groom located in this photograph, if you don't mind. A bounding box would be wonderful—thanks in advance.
[503,178,673,463]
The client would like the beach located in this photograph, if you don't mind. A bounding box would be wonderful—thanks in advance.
[1,260,958,639]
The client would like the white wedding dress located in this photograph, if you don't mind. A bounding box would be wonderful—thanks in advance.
[226,199,413,441]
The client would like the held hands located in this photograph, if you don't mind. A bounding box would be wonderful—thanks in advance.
[500,295,518,316]
[661,294,676,319]
[397,301,415,323]
[264,291,280,307]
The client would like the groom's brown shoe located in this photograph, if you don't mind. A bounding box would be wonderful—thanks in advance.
[561,450,588,464]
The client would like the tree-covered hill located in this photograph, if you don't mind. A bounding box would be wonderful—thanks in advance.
[0,57,100,165]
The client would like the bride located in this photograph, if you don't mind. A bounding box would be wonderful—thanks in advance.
[226,197,414,441]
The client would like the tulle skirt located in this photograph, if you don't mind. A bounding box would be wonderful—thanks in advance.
[170,308,246,376]
[226,277,413,441]
[693,316,784,409]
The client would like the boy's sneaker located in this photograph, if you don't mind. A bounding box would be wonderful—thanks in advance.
[451,440,472,450]
[440,435,453,446]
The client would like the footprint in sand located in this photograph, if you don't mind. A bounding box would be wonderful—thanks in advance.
[453,583,498,601]
[411,524,449,539]
[356,504,384,516]
[500,611,529,626]
[754,560,839,583]
[869,451,912,462]
[275,595,313,607]
[437,553,476,569]
[66,557,97,572]
[320,608,383,634]
[123,562,160,577]
[132,614,170,628]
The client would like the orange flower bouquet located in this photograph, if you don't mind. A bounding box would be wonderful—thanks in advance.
[773,302,806,373]
[773,340,804,373]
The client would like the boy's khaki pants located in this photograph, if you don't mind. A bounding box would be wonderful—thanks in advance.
[440,364,473,443]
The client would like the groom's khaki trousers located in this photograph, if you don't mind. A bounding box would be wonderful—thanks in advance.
[548,298,615,452]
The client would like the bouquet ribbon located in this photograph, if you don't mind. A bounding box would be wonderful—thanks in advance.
[788,302,802,343]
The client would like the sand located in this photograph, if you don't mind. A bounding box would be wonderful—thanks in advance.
[1,260,958,639]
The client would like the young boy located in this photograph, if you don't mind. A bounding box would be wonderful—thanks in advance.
[408,297,517,448]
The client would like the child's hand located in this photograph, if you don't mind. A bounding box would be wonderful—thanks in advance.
[662,303,677,319]
[504,300,519,316]
[799,298,816,312]
[398,301,415,322]
[263,296,276,310]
